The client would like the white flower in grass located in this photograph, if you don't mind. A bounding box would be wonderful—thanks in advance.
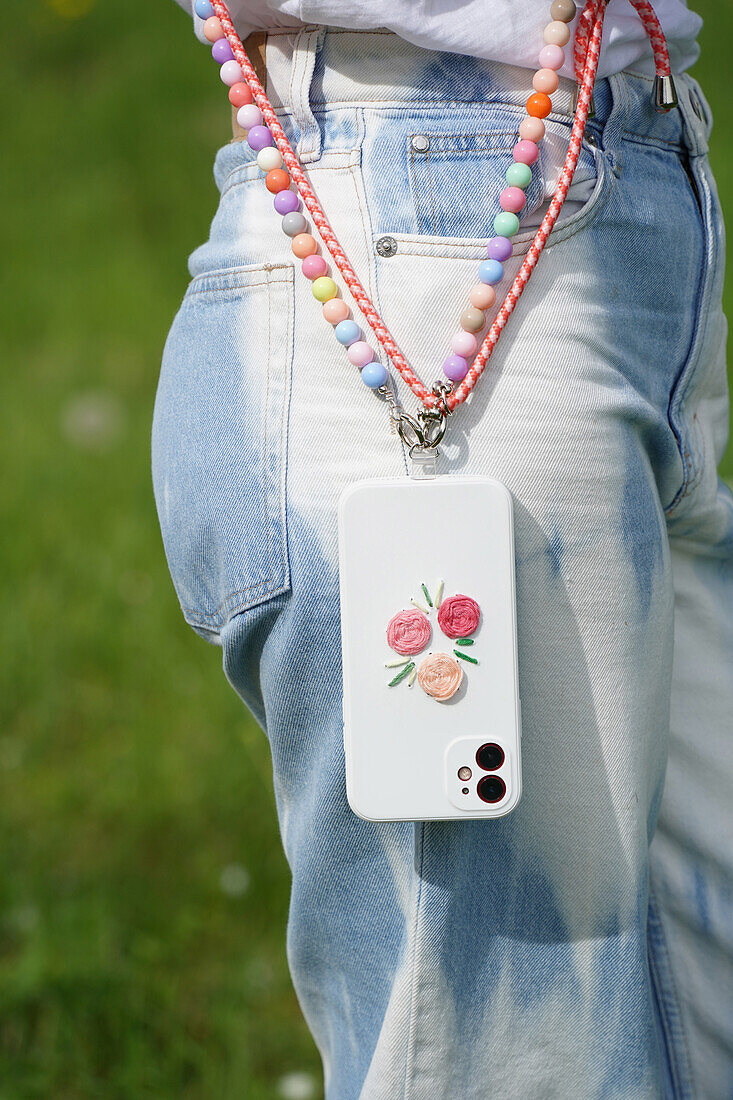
[219,863,250,897]
[277,1072,317,1100]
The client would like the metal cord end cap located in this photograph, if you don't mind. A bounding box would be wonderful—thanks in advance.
[653,74,678,113]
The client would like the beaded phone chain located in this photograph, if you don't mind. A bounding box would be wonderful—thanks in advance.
[194,0,676,458]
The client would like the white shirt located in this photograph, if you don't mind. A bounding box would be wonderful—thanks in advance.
[173,0,702,79]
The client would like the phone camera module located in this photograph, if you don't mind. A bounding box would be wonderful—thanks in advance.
[477,775,506,803]
[476,742,505,771]
[457,766,472,781]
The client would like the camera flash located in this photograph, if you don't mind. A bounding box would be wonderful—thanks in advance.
[458,766,472,781]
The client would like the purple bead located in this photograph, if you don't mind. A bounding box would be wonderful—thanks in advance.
[274,190,299,215]
[443,354,469,382]
[247,125,273,151]
[212,38,235,63]
[488,236,513,262]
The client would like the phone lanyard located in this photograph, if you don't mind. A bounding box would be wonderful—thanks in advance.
[195,0,675,462]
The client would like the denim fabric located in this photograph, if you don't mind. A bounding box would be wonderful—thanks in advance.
[151,28,733,1100]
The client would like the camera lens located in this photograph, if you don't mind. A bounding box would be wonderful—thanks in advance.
[475,742,504,771]
[477,775,506,803]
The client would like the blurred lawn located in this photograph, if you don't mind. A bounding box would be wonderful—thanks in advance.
[1,2,731,1097]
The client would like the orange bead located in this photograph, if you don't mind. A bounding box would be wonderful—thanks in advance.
[323,298,350,324]
[469,284,496,310]
[265,168,291,194]
[526,92,552,119]
[203,16,223,42]
[292,233,318,258]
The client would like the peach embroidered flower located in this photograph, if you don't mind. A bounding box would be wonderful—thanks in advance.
[437,594,481,639]
[387,609,431,656]
[417,652,463,701]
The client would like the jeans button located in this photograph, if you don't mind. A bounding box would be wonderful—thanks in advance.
[410,134,430,154]
[376,235,398,257]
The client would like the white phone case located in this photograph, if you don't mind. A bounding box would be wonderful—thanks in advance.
[338,475,522,821]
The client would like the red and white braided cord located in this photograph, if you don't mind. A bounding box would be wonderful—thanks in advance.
[211,0,670,412]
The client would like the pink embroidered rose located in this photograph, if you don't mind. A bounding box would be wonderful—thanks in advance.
[387,609,431,656]
[416,652,463,700]
[437,594,481,639]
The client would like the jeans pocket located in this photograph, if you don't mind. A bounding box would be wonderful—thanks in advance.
[152,262,294,637]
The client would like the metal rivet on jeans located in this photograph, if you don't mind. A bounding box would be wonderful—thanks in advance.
[376,235,398,257]
[411,134,430,154]
[585,131,598,147]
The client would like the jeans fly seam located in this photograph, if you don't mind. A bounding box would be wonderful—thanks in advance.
[647,879,697,1098]
[402,822,426,1100]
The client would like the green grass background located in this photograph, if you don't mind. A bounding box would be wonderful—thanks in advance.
[1,2,730,1096]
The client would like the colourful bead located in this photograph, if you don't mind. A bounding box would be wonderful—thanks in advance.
[323,299,350,324]
[292,233,317,258]
[312,277,338,302]
[533,68,560,94]
[506,162,532,188]
[281,211,307,237]
[488,236,513,261]
[544,20,572,45]
[194,0,214,16]
[451,331,477,357]
[302,254,328,280]
[443,355,469,382]
[274,190,299,214]
[229,82,253,108]
[220,60,244,86]
[256,146,282,171]
[347,341,374,367]
[460,306,485,333]
[212,38,234,63]
[539,44,565,70]
[265,168,290,194]
[519,116,545,142]
[334,320,361,345]
[551,0,577,21]
[514,139,539,165]
[237,103,262,130]
[469,283,496,310]
[500,186,526,214]
[478,258,504,284]
[494,211,520,237]
[361,362,388,388]
[203,16,224,42]
[527,92,552,119]
[246,124,273,150]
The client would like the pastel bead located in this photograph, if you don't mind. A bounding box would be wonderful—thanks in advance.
[451,331,477,357]
[500,186,526,213]
[256,146,283,172]
[265,168,291,194]
[302,254,328,280]
[519,116,546,142]
[527,92,553,119]
[219,60,244,86]
[550,0,577,21]
[469,283,496,310]
[274,190,299,214]
[202,16,224,42]
[494,212,520,237]
[246,125,273,151]
[460,306,485,333]
[281,211,307,237]
[478,258,504,284]
[323,299,350,324]
[334,320,361,346]
[292,233,318,258]
[506,162,532,188]
[212,38,234,63]
[488,236,513,261]
[312,277,338,302]
[544,20,572,46]
[443,355,469,382]
[229,82,253,108]
[533,68,560,94]
[194,0,215,16]
[347,341,374,367]
[237,103,262,130]
[514,139,539,165]
[539,44,565,70]
[361,362,388,388]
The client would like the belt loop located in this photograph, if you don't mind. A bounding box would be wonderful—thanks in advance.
[288,25,326,164]
[675,74,711,157]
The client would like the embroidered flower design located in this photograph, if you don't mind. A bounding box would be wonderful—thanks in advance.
[384,580,480,701]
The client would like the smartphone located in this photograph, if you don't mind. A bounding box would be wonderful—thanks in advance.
[338,475,522,821]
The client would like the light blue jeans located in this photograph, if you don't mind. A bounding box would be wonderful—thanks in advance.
[152,27,733,1100]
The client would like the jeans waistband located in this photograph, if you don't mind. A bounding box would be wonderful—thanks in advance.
[223,25,713,177]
